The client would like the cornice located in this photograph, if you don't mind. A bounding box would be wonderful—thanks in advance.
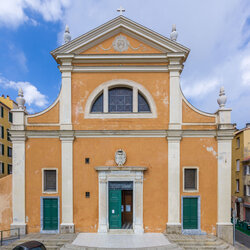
[95,166,147,171]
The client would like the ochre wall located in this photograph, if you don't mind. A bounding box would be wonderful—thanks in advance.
[0,175,12,230]
[180,137,218,235]
[73,137,168,233]
[25,138,61,233]
[72,72,170,130]
[182,100,216,124]
[27,101,59,124]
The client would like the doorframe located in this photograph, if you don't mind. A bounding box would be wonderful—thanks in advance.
[181,196,203,235]
[40,196,60,234]
[108,181,134,230]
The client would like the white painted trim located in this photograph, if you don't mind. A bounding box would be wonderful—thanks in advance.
[42,168,58,194]
[84,79,157,119]
[183,166,199,193]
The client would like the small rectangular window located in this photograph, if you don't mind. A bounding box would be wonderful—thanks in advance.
[247,186,250,196]
[1,106,3,118]
[44,169,57,192]
[236,179,240,192]
[8,164,12,174]
[1,126,4,139]
[0,144,4,156]
[7,147,12,157]
[9,112,13,123]
[7,129,11,141]
[0,162,4,174]
[236,160,240,171]
[236,138,240,148]
[184,168,197,191]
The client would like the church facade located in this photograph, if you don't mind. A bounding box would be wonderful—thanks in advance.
[10,16,234,243]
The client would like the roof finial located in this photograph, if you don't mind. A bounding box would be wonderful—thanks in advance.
[16,88,25,110]
[64,24,71,43]
[170,24,178,41]
[217,86,227,109]
[117,6,125,15]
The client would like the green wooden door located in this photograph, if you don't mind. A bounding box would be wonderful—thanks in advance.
[109,190,122,229]
[183,197,198,229]
[43,198,58,230]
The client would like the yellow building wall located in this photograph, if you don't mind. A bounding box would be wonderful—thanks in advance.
[244,129,250,158]
[180,137,218,235]
[0,102,12,178]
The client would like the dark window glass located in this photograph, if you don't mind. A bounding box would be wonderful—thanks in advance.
[109,87,132,112]
[1,163,4,174]
[7,147,12,157]
[184,169,197,190]
[91,93,103,112]
[44,170,57,192]
[7,129,11,141]
[9,112,13,123]
[8,164,12,174]
[1,106,3,118]
[1,144,4,155]
[1,126,4,139]
[138,92,150,112]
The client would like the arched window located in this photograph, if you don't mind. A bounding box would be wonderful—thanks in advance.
[138,92,150,112]
[86,79,157,118]
[109,87,132,112]
[91,92,103,113]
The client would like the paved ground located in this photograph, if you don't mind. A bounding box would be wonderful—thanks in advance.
[71,233,179,249]
[235,230,250,249]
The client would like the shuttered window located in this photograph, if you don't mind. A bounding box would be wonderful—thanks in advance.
[9,112,13,123]
[44,170,57,192]
[0,144,4,156]
[184,169,197,190]
[8,164,12,174]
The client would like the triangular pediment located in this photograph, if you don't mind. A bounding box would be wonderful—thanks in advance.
[51,16,190,58]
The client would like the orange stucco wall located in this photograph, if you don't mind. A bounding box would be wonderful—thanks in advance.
[25,138,61,233]
[82,33,162,54]
[27,101,59,124]
[182,100,216,124]
[180,137,218,235]
[72,72,169,130]
[73,137,168,232]
[0,175,12,231]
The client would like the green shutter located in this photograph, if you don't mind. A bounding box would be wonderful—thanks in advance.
[183,197,198,229]
[43,198,58,230]
[109,189,122,229]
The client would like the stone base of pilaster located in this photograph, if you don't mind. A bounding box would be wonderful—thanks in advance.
[11,223,26,236]
[134,224,144,234]
[216,223,233,245]
[98,224,108,233]
[166,223,182,234]
[60,223,75,233]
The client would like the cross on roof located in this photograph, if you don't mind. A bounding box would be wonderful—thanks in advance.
[117,6,125,15]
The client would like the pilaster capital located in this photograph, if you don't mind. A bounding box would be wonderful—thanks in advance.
[216,130,235,141]
[59,131,75,141]
[167,130,182,141]
[59,65,73,74]
[10,130,26,142]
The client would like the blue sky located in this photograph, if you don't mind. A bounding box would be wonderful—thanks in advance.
[0,0,249,128]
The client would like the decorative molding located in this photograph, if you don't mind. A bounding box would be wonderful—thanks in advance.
[95,166,147,171]
[115,149,126,166]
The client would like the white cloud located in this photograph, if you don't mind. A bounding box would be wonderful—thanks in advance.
[0,0,71,28]
[0,77,48,110]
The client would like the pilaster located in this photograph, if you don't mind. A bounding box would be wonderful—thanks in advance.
[60,132,74,233]
[59,60,73,130]
[168,59,183,130]
[10,131,26,235]
[166,131,182,233]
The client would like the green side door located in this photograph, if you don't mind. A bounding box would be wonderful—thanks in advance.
[43,198,58,230]
[183,197,198,229]
[109,190,122,229]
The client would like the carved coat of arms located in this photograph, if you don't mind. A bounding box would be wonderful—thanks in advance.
[112,35,129,52]
[115,149,126,166]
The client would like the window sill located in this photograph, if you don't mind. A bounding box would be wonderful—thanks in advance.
[183,189,198,193]
[43,191,58,194]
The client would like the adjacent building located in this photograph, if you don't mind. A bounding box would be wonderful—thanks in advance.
[0,95,16,178]
[10,16,234,244]
[232,123,250,221]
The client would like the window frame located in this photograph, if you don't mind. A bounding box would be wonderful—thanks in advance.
[236,137,240,149]
[42,168,58,194]
[7,146,12,157]
[236,179,240,193]
[0,106,3,118]
[0,162,4,174]
[85,79,157,119]
[183,166,199,193]
[236,159,240,172]
[7,164,12,174]
[0,125,4,139]
[8,112,13,123]
[247,185,250,197]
